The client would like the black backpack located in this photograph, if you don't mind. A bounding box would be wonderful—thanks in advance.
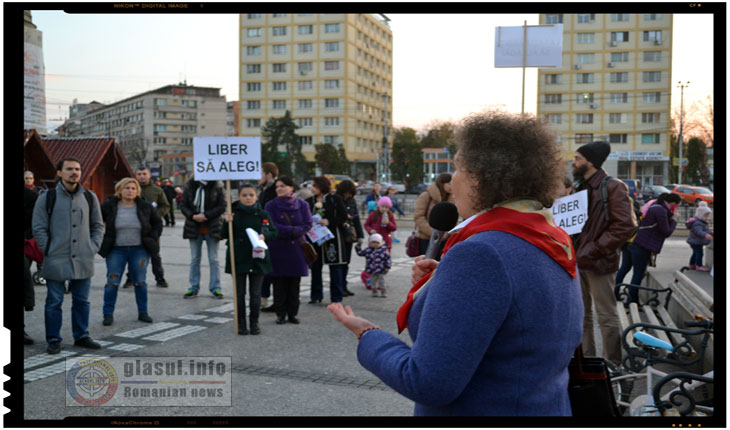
[42,187,95,255]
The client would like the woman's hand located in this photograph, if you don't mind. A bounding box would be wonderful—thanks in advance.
[327,303,377,336]
[224,213,234,222]
[259,234,265,241]
[319,218,329,226]
[411,255,438,285]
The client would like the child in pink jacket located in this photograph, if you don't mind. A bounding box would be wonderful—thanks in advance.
[364,196,397,250]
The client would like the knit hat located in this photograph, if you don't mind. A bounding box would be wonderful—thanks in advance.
[698,201,709,207]
[377,196,392,208]
[369,233,384,245]
[695,206,711,219]
[577,141,611,169]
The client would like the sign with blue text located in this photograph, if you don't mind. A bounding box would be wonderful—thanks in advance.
[551,190,589,235]
[193,136,261,180]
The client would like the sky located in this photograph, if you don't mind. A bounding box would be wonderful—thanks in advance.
[30,10,715,134]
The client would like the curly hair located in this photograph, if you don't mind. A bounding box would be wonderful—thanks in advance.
[311,176,331,195]
[455,111,563,210]
[336,180,357,197]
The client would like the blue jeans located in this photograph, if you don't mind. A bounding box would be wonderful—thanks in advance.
[189,234,221,293]
[628,244,652,303]
[45,278,91,343]
[329,264,347,303]
[615,245,633,286]
[104,246,149,315]
[689,245,704,266]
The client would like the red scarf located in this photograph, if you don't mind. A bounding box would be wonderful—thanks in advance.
[396,204,576,333]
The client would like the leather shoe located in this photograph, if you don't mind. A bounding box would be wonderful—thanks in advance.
[47,341,61,354]
[250,324,261,335]
[103,314,113,326]
[138,313,153,323]
[275,316,286,325]
[343,289,355,296]
[288,317,300,324]
[74,337,101,349]
[156,279,169,288]
[24,331,35,345]
[308,299,321,304]
[261,304,276,313]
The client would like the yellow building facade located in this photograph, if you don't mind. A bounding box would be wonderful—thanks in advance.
[537,13,673,185]
[239,13,393,180]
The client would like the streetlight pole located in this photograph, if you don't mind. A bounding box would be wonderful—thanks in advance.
[677,81,689,184]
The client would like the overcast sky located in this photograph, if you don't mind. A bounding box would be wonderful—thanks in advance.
[31,10,715,133]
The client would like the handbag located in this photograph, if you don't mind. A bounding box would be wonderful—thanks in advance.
[568,345,621,416]
[283,211,318,266]
[405,231,420,257]
[24,238,44,264]
[343,222,357,244]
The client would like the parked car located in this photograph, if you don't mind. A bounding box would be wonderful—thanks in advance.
[672,185,714,206]
[357,180,375,195]
[323,174,355,188]
[665,184,680,192]
[386,181,406,193]
[642,185,672,201]
[620,179,643,203]
[406,182,428,194]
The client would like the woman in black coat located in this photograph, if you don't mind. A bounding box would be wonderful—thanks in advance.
[336,180,364,298]
[99,178,162,326]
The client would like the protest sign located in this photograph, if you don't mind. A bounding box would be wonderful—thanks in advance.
[193,136,261,181]
[551,190,588,235]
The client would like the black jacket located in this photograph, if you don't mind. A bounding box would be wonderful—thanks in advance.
[180,180,226,240]
[98,197,163,258]
[259,180,277,209]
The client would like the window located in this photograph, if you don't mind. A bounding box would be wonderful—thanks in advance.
[641,133,660,144]
[297,80,313,90]
[644,31,662,43]
[324,80,340,89]
[181,125,197,132]
[181,138,193,145]
[324,61,340,71]
[155,98,167,106]
[272,100,286,110]
[642,92,661,103]
[298,117,313,127]
[610,31,629,42]
[324,23,341,33]
[247,14,261,19]
[609,113,628,124]
[246,64,261,73]
[611,14,630,22]
[246,100,261,110]
[544,94,562,104]
[324,42,339,52]
[324,117,340,126]
[575,134,593,145]
[610,93,629,103]
[576,73,594,84]
[576,14,595,23]
[298,25,313,35]
[611,52,629,62]
[272,82,287,91]
[545,113,562,124]
[644,14,662,21]
[545,14,563,24]
[247,82,261,92]
[153,137,167,144]
[246,46,261,56]
[298,62,313,74]
[643,71,661,82]
[576,113,594,124]
[577,33,595,44]
[643,51,661,62]
[181,100,197,108]
[272,44,287,55]
[298,99,312,109]
[154,124,167,132]
[325,98,339,108]
[544,74,561,84]
[298,43,313,53]
[272,63,287,73]
[272,13,287,17]
[610,72,629,83]
[153,111,167,119]
[577,53,595,64]
[299,136,313,146]
[324,136,337,145]
[576,93,594,104]
[272,26,287,36]
[247,28,261,37]
[641,113,660,123]
[247,119,261,128]
[609,134,628,144]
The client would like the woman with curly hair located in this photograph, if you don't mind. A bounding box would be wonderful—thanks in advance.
[328,111,583,416]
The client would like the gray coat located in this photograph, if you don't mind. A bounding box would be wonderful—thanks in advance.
[32,182,105,281]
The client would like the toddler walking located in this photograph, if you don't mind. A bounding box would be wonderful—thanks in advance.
[686,205,713,271]
[355,233,391,297]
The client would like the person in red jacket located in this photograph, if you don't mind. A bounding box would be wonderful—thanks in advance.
[364,197,397,251]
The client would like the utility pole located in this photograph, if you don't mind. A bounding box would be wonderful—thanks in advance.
[677,81,689,184]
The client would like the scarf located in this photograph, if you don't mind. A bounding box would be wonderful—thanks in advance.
[193,181,208,213]
[396,199,577,333]
[279,193,297,203]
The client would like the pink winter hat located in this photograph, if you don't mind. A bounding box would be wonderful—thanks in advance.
[377,196,392,207]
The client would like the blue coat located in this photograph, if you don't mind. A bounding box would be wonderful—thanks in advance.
[265,196,312,277]
[357,231,584,416]
[687,218,712,246]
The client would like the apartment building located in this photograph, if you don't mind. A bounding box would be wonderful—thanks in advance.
[239,13,393,180]
[62,84,227,167]
[537,13,673,185]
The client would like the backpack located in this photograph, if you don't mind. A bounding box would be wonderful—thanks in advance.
[599,176,642,224]
[42,187,95,255]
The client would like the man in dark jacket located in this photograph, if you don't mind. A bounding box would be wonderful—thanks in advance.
[162,180,178,227]
[257,162,278,310]
[180,177,227,298]
[572,141,637,365]
[24,185,38,344]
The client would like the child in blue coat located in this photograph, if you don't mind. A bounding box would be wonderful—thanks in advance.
[355,233,391,297]
[686,205,713,271]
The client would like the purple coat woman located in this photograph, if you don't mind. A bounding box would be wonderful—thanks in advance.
[264,176,313,324]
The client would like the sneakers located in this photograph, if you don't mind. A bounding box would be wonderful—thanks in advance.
[688,264,697,270]
[260,297,269,308]
[47,341,61,354]
[138,313,153,323]
[103,314,113,326]
[74,337,102,349]
[156,279,169,288]
[393,237,401,243]
[183,289,198,299]
[696,266,711,272]
[212,290,224,299]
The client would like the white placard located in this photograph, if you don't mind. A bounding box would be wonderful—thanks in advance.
[193,136,261,180]
[494,24,563,68]
[551,190,588,235]
[24,42,47,133]
[245,228,268,251]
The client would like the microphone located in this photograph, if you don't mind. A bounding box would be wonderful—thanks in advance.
[425,202,459,260]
